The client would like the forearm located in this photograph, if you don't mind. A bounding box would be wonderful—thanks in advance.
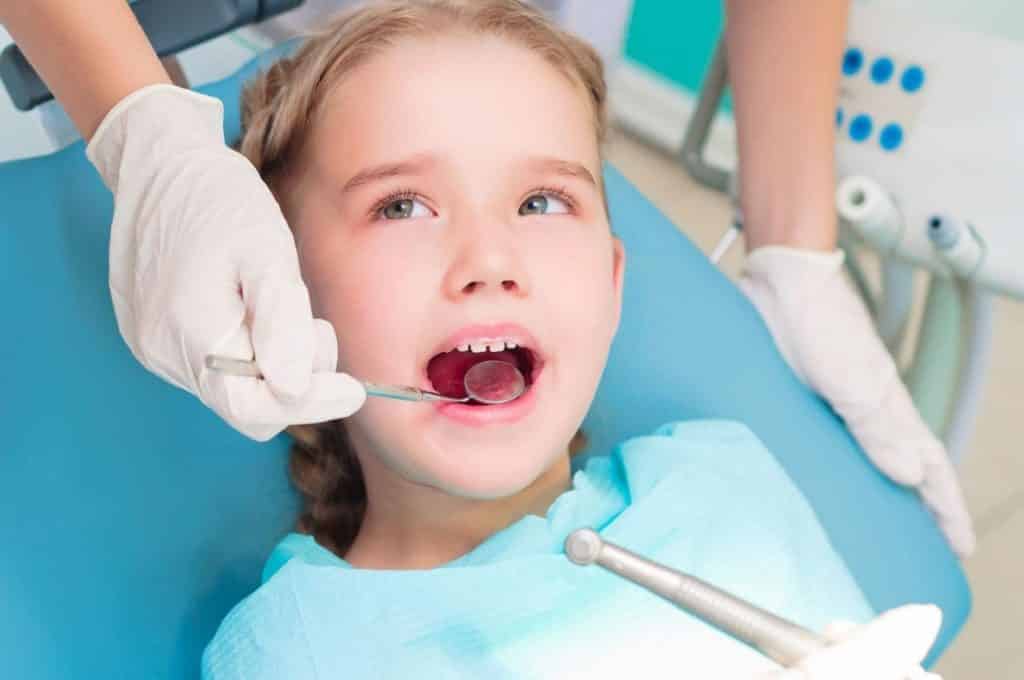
[724,0,849,251]
[1,0,170,140]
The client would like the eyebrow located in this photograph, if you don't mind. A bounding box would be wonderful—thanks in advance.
[525,156,598,187]
[339,154,598,194]
[340,153,438,195]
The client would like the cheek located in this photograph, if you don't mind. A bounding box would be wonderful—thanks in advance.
[535,229,618,332]
[300,231,434,368]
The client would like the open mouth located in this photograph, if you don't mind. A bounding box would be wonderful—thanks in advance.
[426,343,541,405]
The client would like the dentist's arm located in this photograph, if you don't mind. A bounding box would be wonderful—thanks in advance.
[1,0,366,439]
[724,0,974,558]
[0,0,169,140]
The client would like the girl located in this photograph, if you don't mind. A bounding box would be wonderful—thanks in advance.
[202,1,941,677]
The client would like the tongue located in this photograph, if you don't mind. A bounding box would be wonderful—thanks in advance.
[427,350,518,399]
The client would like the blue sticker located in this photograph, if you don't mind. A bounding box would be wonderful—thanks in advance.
[879,123,903,151]
[871,57,894,84]
[901,65,925,92]
[836,108,844,128]
[849,114,873,142]
[842,48,863,76]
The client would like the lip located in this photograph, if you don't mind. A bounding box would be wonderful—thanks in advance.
[431,360,546,426]
[421,321,547,427]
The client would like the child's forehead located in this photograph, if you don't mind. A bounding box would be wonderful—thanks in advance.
[304,36,601,184]
[318,33,594,131]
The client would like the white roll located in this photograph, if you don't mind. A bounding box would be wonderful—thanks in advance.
[836,175,904,252]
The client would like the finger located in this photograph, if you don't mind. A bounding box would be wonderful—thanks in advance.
[918,445,977,558]
[841,385,926,487]
[244,273,315,402]
[216,370,366,426]
[857,605,943,667]
[799,605,942,679]
[312,318,339,373]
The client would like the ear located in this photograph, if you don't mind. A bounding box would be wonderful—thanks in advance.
[609,235,626,333]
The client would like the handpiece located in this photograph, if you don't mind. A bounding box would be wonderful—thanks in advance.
[564,529,824,667]
[564,530,931,678]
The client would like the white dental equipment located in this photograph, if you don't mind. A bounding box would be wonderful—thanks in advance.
[833,6,1024,300]
[709,171,744,266]
[836,175,904,253]
[709,213,742,265]
[925,214,985,280]
[205,355,526,405]
[564,529,931,678]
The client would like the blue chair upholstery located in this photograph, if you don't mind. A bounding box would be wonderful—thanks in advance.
[0,51,969,678]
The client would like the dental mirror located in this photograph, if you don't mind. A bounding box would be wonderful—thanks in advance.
[461,359,526,404]
[204,355,526,405]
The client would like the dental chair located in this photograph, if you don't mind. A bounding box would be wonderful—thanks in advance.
[0,3,969,678]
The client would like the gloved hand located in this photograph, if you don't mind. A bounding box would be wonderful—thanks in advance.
[86,84,366,441]
[753,604,943,680]
[738,246,975,558]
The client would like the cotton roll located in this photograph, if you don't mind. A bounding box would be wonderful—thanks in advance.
[836,175,903,251]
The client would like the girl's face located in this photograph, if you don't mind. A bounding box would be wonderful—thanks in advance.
[285,33,624,504]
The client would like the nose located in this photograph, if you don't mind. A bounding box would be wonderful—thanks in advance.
[442,216,529,300]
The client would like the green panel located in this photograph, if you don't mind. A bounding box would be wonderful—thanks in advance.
[624,0,725,94]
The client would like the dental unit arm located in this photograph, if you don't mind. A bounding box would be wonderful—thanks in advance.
[695,5,1024,301]
[686,5,1022,474]
[829,6,1024,301]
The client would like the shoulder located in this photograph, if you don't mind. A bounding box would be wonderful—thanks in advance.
[262,532,347,583]
[201,564,317,679]
[609,419,874,628]
[611,419,786,503]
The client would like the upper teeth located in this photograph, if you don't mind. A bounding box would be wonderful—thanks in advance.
[454,339,519,353]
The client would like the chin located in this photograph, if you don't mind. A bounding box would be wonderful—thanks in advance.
[420,437,568,501]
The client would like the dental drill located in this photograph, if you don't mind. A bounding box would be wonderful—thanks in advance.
[564,529,930,677]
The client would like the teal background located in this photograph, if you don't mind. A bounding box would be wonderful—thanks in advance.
[623,0,730,108]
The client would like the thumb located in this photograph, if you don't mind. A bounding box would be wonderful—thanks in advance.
[797,605,942,680]
[243,271,316,402]
[312,318,340,373]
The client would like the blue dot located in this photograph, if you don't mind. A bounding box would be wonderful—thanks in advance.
[901,65,925,92]
[836,108,844,127]
[871,57,894,84]
[849,114,873,142]
[879,123,903,151]
[842,48,863,75]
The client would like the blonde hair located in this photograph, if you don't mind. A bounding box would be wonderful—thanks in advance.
[237,0,604,558]
[240,0,608,187]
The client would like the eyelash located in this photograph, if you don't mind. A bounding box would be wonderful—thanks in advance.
[368,189,421,220]
[528,185,577,212]
[367,185,578,220]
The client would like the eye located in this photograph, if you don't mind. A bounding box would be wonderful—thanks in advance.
[380,197,431,220]
[519,192,571,216]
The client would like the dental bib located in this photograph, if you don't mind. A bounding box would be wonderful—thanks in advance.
[203,420,873,679]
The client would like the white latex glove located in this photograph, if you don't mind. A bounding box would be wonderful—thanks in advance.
[738,246,975,558]
[86,84,366,441]
[753,604,943,680]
